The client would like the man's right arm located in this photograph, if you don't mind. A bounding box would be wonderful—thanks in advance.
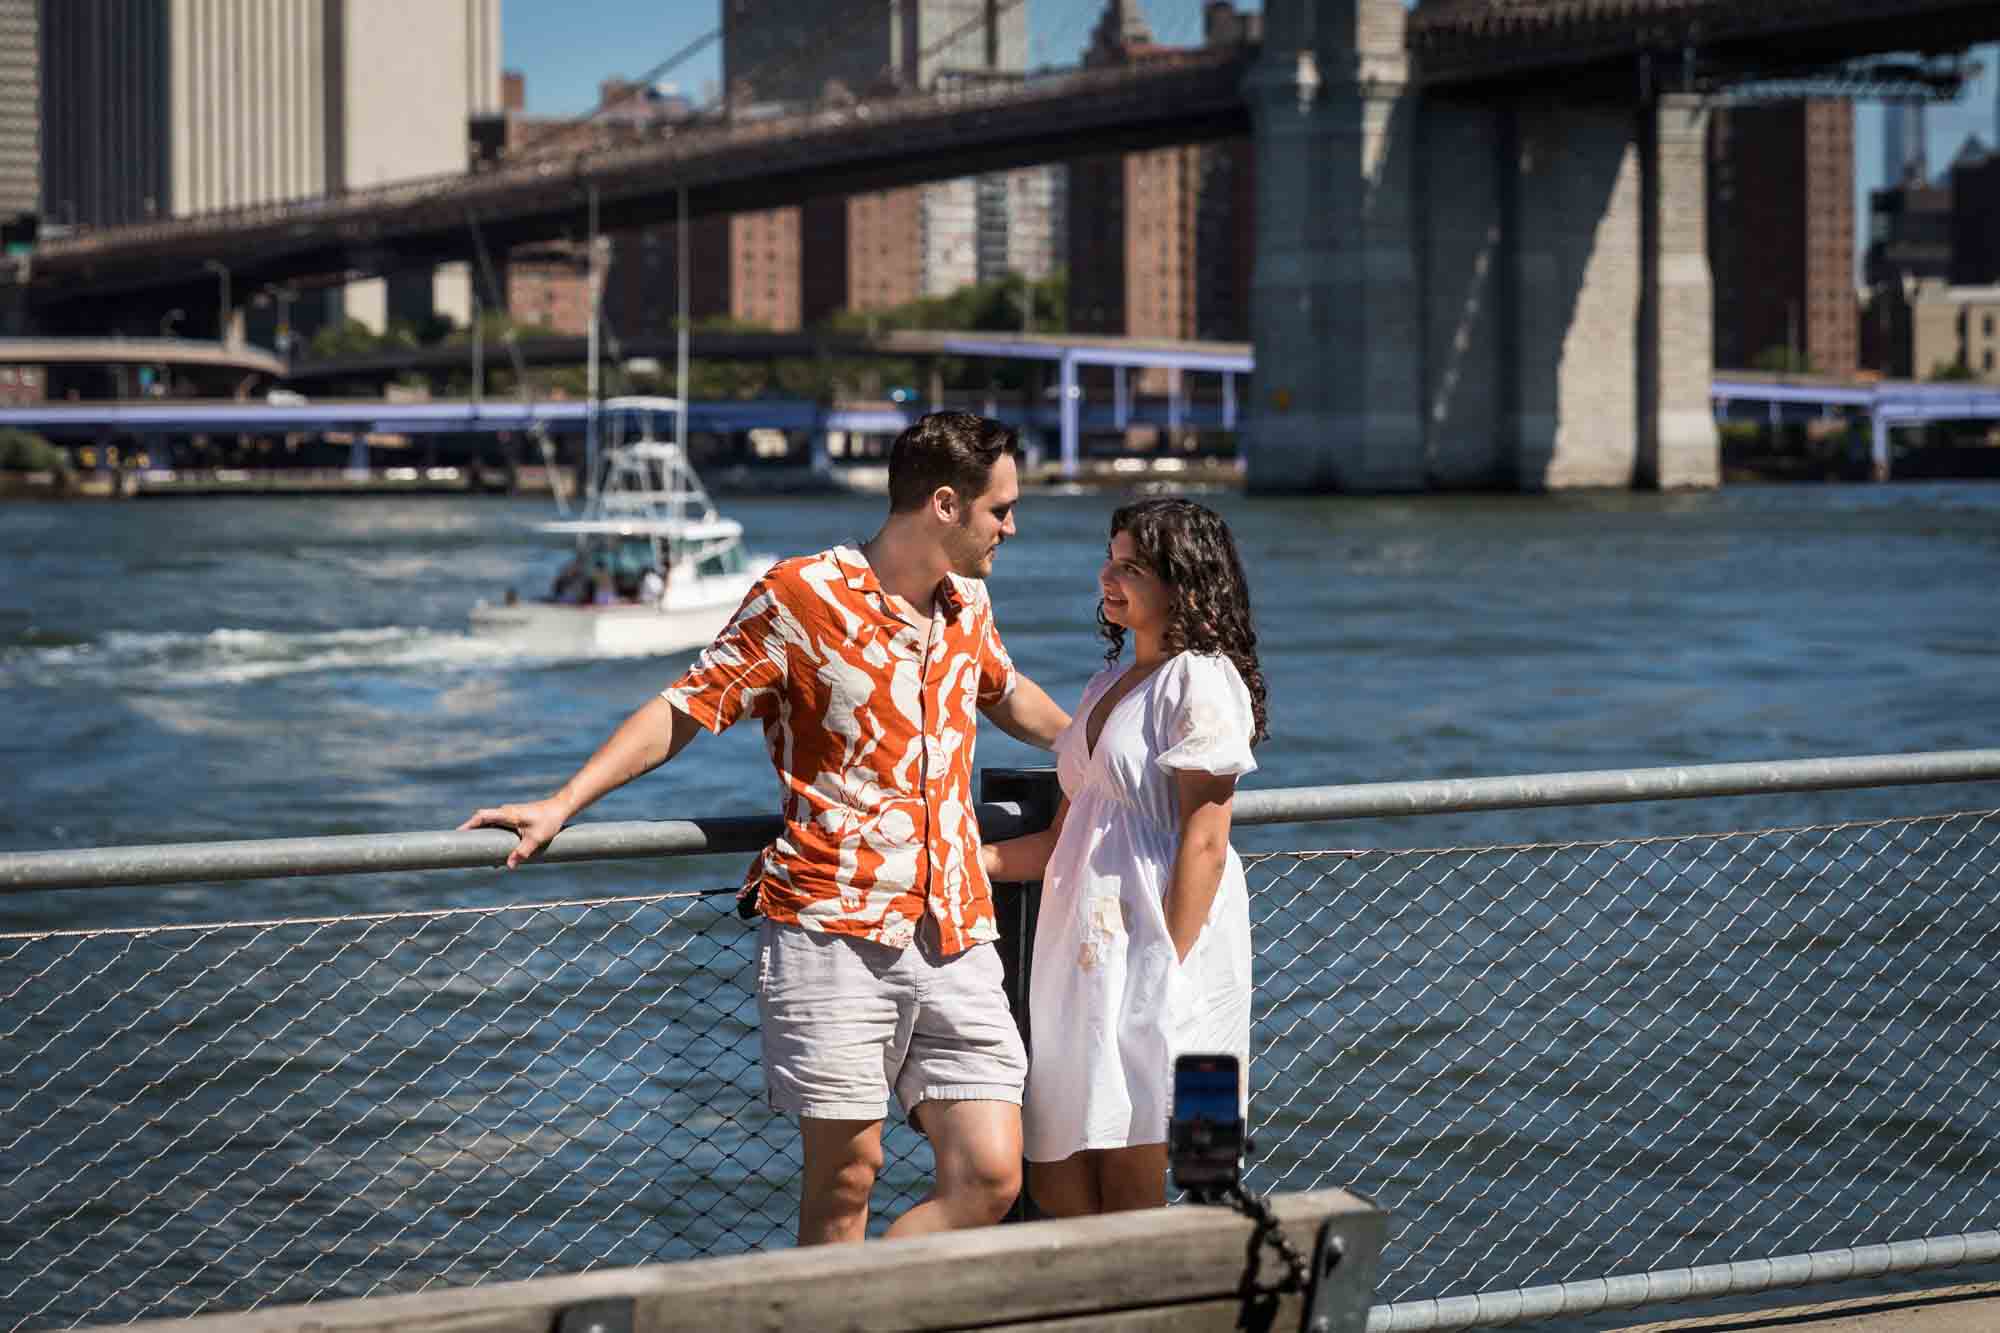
[459,698,704,869]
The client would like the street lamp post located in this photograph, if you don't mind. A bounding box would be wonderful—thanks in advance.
[203,260,231,346]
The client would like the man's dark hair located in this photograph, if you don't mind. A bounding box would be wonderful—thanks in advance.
[886,411,1018,514]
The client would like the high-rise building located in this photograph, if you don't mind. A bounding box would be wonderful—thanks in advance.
[1706,99,1857,378]
[1951,148,2000,287]
[984,165,1066,285]
[36,0,501,336]
[1865,179,1953,288]
[1882,101,1928,187]
[0,0,40,220]
[717,0,1039,318]
[1067,1,1257,363]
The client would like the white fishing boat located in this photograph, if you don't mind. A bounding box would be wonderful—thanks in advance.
[470,397,772,658]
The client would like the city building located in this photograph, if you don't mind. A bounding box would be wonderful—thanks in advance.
[1067,1,1258,362]
[1948,142,2000,286]
[0,0,38,221]
[1882,100,1928,187]
[31,0,500,338]
[803,188,924,325]
[1706,99,1856,378]
[716,0,1042,320]
[1865,178,1953,288]
[1872,279,2000,381]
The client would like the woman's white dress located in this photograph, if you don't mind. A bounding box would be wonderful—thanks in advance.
[1023,650,1257,1162]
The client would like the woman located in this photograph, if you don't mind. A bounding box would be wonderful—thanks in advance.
[983,497,1268,1216]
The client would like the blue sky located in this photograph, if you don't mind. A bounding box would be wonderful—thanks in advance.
[499,1,1235,114]
[501,1,1997,278]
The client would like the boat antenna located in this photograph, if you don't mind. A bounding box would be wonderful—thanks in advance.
[467,207,569,515]
[585,183,602,506]
[676,180,690,455]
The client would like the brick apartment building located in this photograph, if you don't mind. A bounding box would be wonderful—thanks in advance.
[1067,0,1259,402]
[1706,99,1857,378]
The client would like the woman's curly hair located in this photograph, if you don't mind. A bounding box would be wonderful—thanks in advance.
[1099,498,1269,745]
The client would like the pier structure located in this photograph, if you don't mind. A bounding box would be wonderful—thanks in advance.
[4,751,2000,1331]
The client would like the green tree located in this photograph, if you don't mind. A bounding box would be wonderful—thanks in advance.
[0,427,70,472]
[1751,345,1815,375]
[1927,359,1978,382]
[308,318,384,361]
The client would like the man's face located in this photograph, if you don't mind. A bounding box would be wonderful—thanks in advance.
[945,454,1019,579]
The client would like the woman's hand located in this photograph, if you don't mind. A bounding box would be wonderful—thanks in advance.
[459,798,570,869]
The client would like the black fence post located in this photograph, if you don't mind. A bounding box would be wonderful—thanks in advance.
[979,765,1059,1223]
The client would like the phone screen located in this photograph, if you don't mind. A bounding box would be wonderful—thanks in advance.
[1170,1053,1244,1197]
[1173,1056,1242,1126]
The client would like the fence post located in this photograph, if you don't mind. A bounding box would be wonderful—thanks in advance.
[980,765,1059,1222]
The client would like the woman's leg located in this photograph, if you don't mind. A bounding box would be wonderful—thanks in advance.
[1095,1143,1170,1212]
[1028,1151,1102,1218]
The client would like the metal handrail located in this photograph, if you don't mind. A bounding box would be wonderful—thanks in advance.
[6,749,1997,894]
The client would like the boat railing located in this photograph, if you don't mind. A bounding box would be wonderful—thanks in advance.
[3,749,1999,1332]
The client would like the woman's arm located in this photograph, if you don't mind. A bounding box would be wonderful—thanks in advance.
[1164,770,1237,961]
[980,797,1070,883]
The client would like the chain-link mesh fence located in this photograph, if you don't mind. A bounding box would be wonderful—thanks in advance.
[0,892,934,1330]
[1243,809,2000,1309]
[4,808,1998,1330]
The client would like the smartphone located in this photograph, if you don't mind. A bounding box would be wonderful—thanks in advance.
[1168,1052,1244,1199]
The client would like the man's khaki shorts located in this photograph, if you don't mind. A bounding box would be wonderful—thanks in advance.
[756,916,1027,1125]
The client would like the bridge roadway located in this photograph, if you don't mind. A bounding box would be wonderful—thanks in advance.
[14,0,2000,313]
[11,49,1253,309]
[1410,0,2000,87]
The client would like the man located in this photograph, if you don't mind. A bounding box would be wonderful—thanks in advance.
[461,411,1069,1244]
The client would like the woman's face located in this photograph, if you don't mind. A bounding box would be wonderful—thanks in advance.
[1099,529,1171,638]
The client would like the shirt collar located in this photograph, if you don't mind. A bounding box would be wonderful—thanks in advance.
[837,545,969,623]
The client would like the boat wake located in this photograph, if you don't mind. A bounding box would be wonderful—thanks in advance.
[2,625,562,689]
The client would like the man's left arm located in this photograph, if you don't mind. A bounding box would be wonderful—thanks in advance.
[983,672,1069,749]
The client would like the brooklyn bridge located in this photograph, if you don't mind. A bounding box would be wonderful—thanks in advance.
[7,0,1999,491]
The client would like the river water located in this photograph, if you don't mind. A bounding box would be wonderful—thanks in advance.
[3,482,1999,1327]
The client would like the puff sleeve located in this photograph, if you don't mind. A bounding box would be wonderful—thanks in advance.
[1152,651,1258,778]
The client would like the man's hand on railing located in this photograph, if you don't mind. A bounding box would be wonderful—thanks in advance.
[458,799,569,869]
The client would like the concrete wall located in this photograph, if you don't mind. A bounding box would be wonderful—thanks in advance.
[1646,96,1721,488]
[1245,0,1721,494]
[1420,97,1508,487]
[1244,0,1425,492]
[1514,99,1641,489]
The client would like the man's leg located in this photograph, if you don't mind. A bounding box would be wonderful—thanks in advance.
[755,920,910,1244]
[1095,1143,1169,1212]
[1027,1151,1102,1218]
[884,1098,1021,1237]
[798,1115,885,1245]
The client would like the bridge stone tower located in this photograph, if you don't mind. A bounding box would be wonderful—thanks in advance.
[1244,0,1424,491]
[1243,0,1720,492]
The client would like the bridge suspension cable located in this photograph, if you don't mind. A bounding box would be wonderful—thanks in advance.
[512,26,725,159]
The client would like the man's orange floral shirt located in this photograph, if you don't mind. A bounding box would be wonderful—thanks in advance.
[661,545,1017,955]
